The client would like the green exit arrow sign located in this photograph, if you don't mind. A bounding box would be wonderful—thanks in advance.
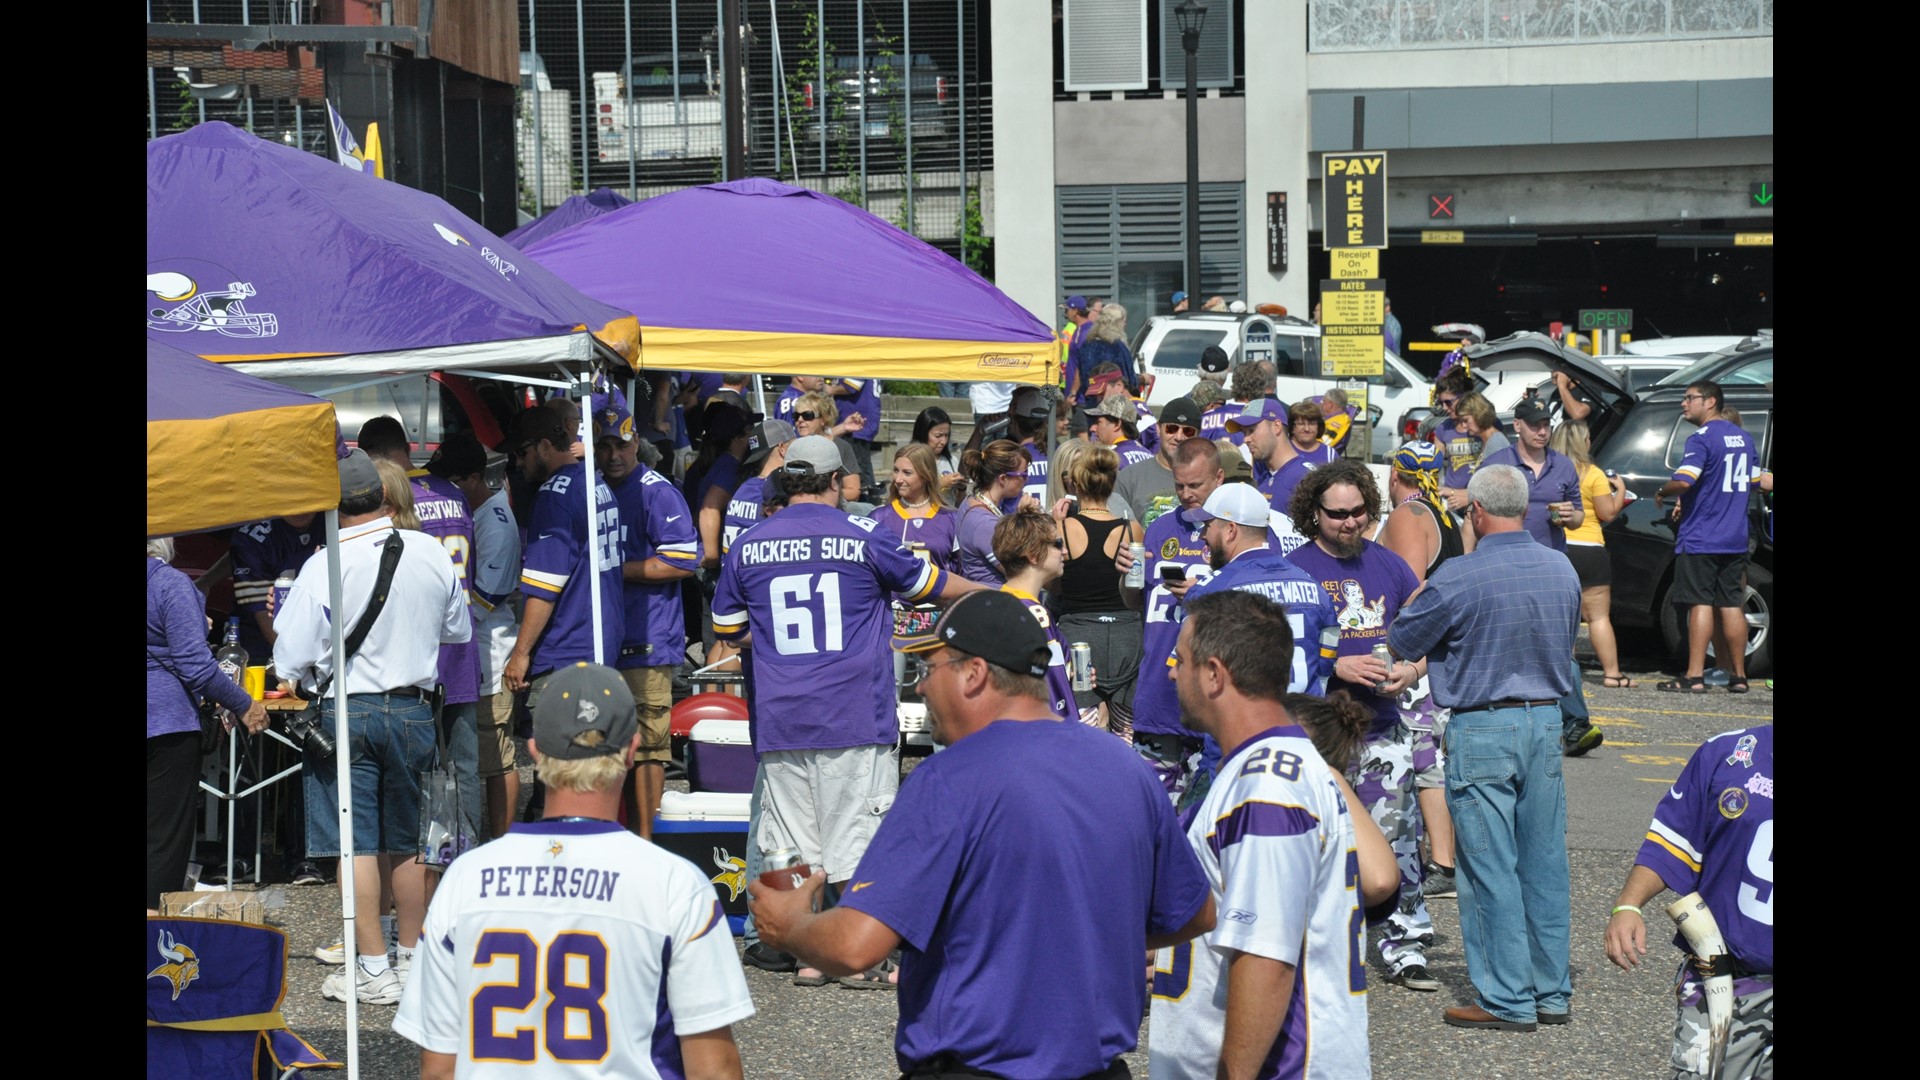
[1750,182,1773,208]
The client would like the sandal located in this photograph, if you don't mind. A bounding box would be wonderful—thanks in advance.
[792,968,832,987]
[1726,678,1750,694]
[1656,676,1709,694]
[837,956,900,990]
[1601,674,1638,689]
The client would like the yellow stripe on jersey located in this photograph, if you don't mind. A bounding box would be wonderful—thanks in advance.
[1645,831,1701,873]
[902,563,940,602]
[658,547,700,562]
[520,573,564,595]
[1673,465,1702,480]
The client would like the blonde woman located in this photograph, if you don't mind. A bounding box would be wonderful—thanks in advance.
[374,458,421,530]
[868,443,957,571]
[1550,420,1633,688]
[790,391,862,504]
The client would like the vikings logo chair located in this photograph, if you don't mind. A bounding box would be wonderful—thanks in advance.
[146,917,337,1078]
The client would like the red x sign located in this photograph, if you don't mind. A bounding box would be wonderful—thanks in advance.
[1428,194,1455,220]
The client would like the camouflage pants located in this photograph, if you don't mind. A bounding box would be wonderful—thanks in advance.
[1672,969,1772,1078]
[1349,721,1436,972]
[1134,733,1206,808]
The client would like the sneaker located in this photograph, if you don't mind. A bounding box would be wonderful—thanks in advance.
[1564,726,1605,758]
[290,860,327,886]
[1388,963,1441,992]
[314,940,346,965]
[742,942,798,973]
[1421,863,1457,900]
[394,950,412,989]
[320,964,404,1005]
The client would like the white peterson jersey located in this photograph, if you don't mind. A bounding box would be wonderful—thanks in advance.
[1149,726,1369,1080]
[394,821,754,1079]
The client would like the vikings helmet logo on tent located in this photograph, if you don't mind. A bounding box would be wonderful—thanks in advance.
[147,261,280,338]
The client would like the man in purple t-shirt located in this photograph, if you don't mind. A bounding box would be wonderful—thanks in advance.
[1654,381,1756,694]
[750,591,1212,1077]
[1480,398,1584,553]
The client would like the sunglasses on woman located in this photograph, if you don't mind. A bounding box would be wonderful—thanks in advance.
[794,410,819,422]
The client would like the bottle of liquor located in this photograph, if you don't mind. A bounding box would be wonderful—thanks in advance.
[214,616,249,729]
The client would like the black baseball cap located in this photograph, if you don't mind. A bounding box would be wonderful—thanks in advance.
[532,663,639,760]
[1198,345,1231,375]
[1159,396,1203,428]
[1513,397,1552,425]
[892,591,1049,679]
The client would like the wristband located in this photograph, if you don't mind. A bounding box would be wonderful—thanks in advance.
[1611,904,1642,918]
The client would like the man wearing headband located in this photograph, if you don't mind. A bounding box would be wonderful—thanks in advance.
[750,591,1212,1079]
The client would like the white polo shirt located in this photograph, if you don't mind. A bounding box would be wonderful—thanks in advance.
[273,517,470,696]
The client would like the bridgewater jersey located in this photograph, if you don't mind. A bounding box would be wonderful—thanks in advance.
[228,516,319,657]
[721,475,767,556]
[1114,439,1157,469]
[1673,418,1755,555]
[1150,726,1368,1080]
[412,475,482,702]
[608,466,701,669]
[712,502,943,752]
[1287,541,1421,734]
[1132,508,1218,736]
[1636,726,1774,972]
[393,820,755,1080]
[867,501,958,572]
[1001,585,1074,719]
[470,489,521,696]
[1184,547,1336,696]
[520,463,624,678]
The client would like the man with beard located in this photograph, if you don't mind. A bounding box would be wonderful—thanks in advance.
[1286,461,1442,994]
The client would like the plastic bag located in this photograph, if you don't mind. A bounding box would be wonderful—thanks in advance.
[418,759,475,868]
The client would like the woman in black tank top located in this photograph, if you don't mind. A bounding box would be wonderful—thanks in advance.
[1053,441,1145,740]
[1380,441,1470,582]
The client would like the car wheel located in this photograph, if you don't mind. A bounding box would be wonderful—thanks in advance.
[1658,563,1773,678]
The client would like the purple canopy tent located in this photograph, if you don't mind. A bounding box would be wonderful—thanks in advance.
[503,186,633,249]
[524,177,1056,384]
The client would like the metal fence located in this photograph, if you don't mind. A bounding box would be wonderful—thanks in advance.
[147,0,331,154]
[1309,0,1774,51]
[517,0,993,258]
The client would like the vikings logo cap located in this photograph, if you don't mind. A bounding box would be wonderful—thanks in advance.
[532,663,638,760]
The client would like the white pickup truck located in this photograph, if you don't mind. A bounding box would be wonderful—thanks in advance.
[594,52,723,163]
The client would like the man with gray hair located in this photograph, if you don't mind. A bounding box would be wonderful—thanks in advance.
[1387,463,1581,1033]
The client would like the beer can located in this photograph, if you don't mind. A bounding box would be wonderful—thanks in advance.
[758,847,814,891]
[271,573,296,617]
[1070,642,1094,692]
[1124,542,1147,589]
[1371,644,1395,693]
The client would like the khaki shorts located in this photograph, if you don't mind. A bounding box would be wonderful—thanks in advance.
[619,666,675,764]
[476,691,520,779]
[758,744,899,883]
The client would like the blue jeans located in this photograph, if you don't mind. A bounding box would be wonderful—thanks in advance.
[1559,658,1590,740]
[1444,702,1572,1022]
[302,692,437,857]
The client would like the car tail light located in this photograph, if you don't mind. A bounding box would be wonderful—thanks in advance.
[936,77,947,103]
[802,82,814,109]
[1401,416,1421,439]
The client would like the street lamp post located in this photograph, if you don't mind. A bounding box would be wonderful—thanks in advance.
[1178,1,1207,310]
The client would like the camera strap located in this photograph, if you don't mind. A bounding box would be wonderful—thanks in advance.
[309,528,406,702]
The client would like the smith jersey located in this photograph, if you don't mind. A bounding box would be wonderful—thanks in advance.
[607,466,701,668]
[1636,726,1774,972]
[520,463,624,678]
[712,502,944,753]
[1132,507,1217,736]
[1150,726,1369,1080]
[1673,418,1755,555]
[721,475,768,556]
[393,820,755,1079]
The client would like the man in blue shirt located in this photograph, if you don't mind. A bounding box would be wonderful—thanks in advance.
[750,591,1213,1080]
[1388,464,1581,1033]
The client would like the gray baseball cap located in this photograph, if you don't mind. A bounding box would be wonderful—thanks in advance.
[782,435,843,476]
[743,418,796,467]
[338,448,382,502]
[532,663,639,761]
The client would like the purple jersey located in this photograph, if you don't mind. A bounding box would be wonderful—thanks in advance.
[1132,508,1216,736]
[608,465,702,669]
[519,462,624,678]
[834,378,883,442]
[1198,403,1231,444]
[774,385,806,422]
[867,501,958,572]
[1001,586,1074,719]
[1019,439,1050,505]
[1288,540,1422,733]
[1184,546,1337,696]
[1479,446,1583,552]
[953,502,1005,586]
[1636,726,1773,972]
[1434,417,1484,492]
[411,477,482,702]
[1673,418,1754,555]
[712,503,944,752]
[1269,444,1341,512]
[228,516,319,658]
[1112,439,1156,469]
[1136,400,1162,451]
[721,475,768,556]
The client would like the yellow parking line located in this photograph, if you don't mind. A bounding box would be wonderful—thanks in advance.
[1607,740,1647,747]
[1590,716,1644,727]
[1604,706,1773,721]
[1638,777,1680,784]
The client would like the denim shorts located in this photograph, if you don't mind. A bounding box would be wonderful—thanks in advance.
[303,691,437,857]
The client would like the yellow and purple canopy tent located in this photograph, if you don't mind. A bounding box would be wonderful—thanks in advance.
[523,177,1057,385]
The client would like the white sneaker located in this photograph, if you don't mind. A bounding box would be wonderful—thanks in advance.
[314,940,346,965]
[394,949,413,990]
[321,964,404,1005]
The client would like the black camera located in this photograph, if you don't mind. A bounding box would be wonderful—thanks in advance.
[281,704,337,759]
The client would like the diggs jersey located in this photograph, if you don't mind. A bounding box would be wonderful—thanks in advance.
[609,466,701,669]
[1287,541,1421,734]
[1636,726,1773,972]
[412,476,482,702]
[520,463,624,677]
[1001,585,1073,719]
[392,820,755,1079]
[721,475,767,556]
[1184,547,1336,696]
[1113,439,1157,469]
[1150,726,1368,1080]
[470,490,521,696]
[711,503,943,752]
[1132,508,1217,736]
[1674,419,1755,555]
[1020,440,1051,505]
[229,516,319,657]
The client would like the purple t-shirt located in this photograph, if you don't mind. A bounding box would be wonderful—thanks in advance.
[1479,446,1583,552]
[953,501,1004,585]
[607,465,702,668]
[519,462,624,678]
[834,378,883,442]
[1635,726,1773,972]
[839,719,1209,1079]
[1112,439,1156,469]
[866,501,958,572]
[1269,444,1341,513]
[1435,418,1484,492]
[228,516,320,659]
[712,503,944,752]
[1136,400,1161,451]
[1287,540,1422,733]
[1132,507,1215,735]
[411,475,482,702]
[1673,418,1754,555]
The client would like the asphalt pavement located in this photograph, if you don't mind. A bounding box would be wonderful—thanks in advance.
[258,655,1773,1078]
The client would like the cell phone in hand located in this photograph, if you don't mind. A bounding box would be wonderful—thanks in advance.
[1159,563,1187,583]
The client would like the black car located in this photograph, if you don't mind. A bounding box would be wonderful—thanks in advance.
[1646,335,1774,392]
[1591,381,1774,677]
